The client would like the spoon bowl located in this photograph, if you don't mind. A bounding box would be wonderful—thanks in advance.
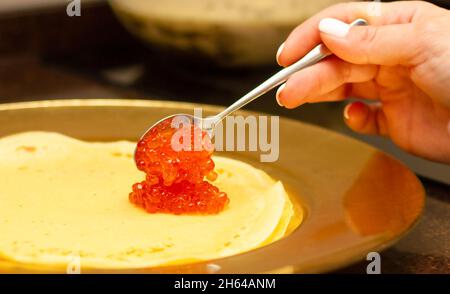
[134,114,217,164]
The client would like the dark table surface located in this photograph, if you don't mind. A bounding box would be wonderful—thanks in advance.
[0,2,448,274]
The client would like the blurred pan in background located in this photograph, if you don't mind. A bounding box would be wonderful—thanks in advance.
[109,0,350,67]
[108,0,450,67]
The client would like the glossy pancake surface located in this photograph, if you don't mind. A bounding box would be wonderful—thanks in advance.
[0,132,294,269]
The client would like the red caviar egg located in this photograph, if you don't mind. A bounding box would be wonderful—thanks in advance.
[129,116,229,214]
[130,181,229,215]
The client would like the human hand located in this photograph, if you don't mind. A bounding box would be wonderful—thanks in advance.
[276,1,450,163]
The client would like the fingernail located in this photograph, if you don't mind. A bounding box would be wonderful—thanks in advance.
[276,42,285,65]
[344,103,351,120]
[319,18,350,38]
[276,83,286,107]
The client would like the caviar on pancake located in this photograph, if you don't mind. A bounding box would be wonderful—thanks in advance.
[130,117,229,214]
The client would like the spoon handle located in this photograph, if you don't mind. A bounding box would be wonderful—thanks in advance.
[213,18,368,122]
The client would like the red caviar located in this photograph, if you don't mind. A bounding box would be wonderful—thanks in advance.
[129,116,229,214]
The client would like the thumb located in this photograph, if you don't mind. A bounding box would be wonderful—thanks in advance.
[318,18,422,66]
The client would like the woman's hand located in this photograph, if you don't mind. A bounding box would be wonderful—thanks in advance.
[276,1,450,164]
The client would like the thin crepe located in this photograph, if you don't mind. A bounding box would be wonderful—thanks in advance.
[0,132,294,269]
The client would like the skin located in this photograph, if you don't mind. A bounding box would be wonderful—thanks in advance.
[276,1,450,164]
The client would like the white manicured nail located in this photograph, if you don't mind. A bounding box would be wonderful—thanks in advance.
[276,83,286,107]
[319,18,350,38]
[344,103,351,120]
[276,42,285,65]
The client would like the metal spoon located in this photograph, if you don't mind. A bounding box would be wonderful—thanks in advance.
[135,18,368,161]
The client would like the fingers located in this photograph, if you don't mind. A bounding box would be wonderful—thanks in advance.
[349,81,380,100]
[277,1,427,67]
[276,57,377,108]
[319,20,423,66]
[344,101,389,136]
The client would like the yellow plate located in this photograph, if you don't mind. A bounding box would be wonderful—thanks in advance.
[0,99,425,273]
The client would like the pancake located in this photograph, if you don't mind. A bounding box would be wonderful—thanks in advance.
[0,132,297,270]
